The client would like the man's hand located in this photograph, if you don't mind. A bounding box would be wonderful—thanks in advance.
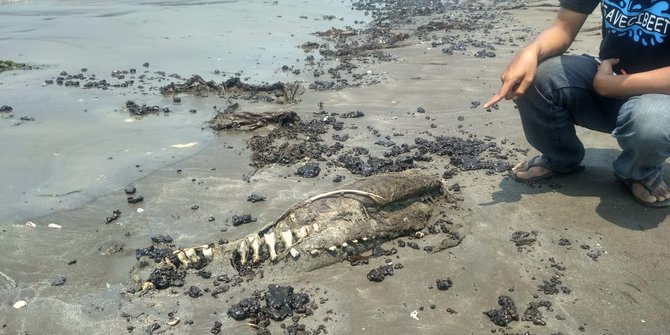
[593,58,624,97]
[482,8,589,109]
[483,46,540,109]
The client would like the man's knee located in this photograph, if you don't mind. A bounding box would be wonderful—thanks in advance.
[534,56,565,89]
[618,94,670,145]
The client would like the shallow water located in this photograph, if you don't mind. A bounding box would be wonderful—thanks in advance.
[0,0,365,223]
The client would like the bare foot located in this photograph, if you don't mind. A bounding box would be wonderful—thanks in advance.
[631,179,670,205]
[510,160,553,181]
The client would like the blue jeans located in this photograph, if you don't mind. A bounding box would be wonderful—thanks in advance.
[516,54,670,181]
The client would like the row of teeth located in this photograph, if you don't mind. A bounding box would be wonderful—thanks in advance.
[171,244,213,268]
[167,224,380,268]
[234,223,375,266]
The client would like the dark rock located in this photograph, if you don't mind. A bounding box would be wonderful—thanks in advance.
[148,267,186,289]
[407,242,420,250]
[367,264,394,282]
[587,249,602,261]
[296,162,321,178]
[436,278,453,291]
[210,321,222,334]
[124,184,136,194]
[557,238,571,246]
[511,231,537,246]
[135,245,172,262]
[232,214,256,226]
[247,194,266,203]
[146,323,160,334]
[538,275,569,295]
[522,300,552,325]
[341,110,364,118]
[127,195,144,204]
[266,284,295,321]
[484,295,519,327]
[51,276,67,286]
[150,234,173,244]
[186,286,203,298]
[228,298,261,320]
[105,209,121,224]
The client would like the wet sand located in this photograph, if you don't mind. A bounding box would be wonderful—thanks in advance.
[2,1,670,335]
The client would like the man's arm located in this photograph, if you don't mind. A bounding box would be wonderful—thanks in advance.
[483,8,589,108]
[594,59,670,97]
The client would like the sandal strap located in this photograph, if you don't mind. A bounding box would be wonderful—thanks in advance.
[641,171,664,193]
[525,156,551,170]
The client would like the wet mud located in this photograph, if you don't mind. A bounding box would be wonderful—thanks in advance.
[0,1,641,335]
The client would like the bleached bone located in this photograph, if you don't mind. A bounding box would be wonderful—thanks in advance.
[176,251,189,267]
[202,247,213,260]
[249,235,261,263]
[281,230,294,249]
[184,248,198,263]
[264,232,278,260]
[295,226,309,239]
[289,248,300,258]
[307,189,386,204]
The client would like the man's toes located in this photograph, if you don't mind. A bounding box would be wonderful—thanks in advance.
[511,161,527,173]
[651,183,670,201]
[632,183,657,203]
[515,166,550,180]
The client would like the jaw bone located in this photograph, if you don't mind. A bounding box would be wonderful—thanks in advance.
[148,170,441,278]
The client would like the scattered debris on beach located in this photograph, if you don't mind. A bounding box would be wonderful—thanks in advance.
[5,1,620,334]
[0,60,35,73]
[484,295,519,327]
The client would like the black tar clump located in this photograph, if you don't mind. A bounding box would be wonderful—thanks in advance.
[228,284,312,325]
[484,295,519,326]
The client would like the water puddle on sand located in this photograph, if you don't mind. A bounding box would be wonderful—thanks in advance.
[0,0,366,222]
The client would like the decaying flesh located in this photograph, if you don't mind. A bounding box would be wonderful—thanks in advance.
[136,169,444,288]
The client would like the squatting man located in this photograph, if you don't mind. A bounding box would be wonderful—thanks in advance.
[484,0,670,207]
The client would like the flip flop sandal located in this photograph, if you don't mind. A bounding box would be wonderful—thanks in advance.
[509,155,584,183]
[615,172,670,208]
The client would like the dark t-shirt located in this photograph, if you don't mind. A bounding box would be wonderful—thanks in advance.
[560,0,670,73]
